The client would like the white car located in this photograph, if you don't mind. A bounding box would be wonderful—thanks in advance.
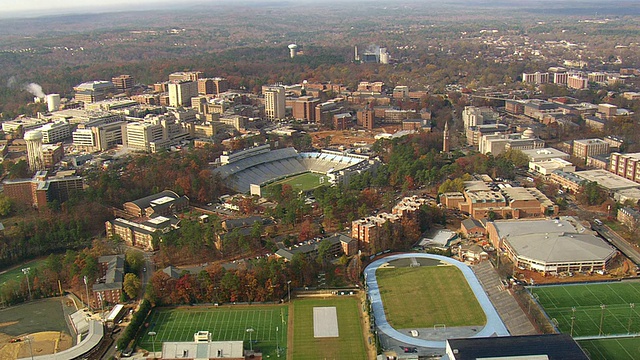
[410,330,419,337]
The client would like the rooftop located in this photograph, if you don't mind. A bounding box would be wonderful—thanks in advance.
[446,334,588,360]
[575,170,640,191]
[491,217,581,239]
[507,232,616,264]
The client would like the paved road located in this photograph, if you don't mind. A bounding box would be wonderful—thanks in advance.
[364,253,509,350]
[594,224,640,265]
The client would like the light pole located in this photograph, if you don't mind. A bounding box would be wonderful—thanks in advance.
[22,268,31,301]
[599,304,606,336]
[628,303,635,334]
[276,326,279,357]
[83,275,90,310]
[26,335,33,360]
[148,331,157,357]
[287,280,291,303]
[570,307,576,337]
[246,328,254,352]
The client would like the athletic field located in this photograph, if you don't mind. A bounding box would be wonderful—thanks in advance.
[138,305,287,358]
[292,297,368,360]
[531,282,640,337]
[264,172,327,193]
[376,265,486,329]
[579,337,640,360]
[0,258,46,288]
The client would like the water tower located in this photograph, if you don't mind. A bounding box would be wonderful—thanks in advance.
[46,94,61,112]
[288,44,298,58]
[24,130,44,172]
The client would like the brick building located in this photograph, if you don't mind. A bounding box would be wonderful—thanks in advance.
[92,255,124,308]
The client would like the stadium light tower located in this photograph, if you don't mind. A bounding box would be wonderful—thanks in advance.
[22,268,32,301]
[628,303,635,334]
[287,280,291,303]
[148,331,157,355]
[246,328,255,351]
[599,304,606,336]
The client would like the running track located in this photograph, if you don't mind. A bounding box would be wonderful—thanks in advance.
[364,253,509,348]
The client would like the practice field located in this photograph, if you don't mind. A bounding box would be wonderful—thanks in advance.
[264,172,327,193]
[376,265,486,329]
[579,337,640,360]
[292,297,367,360]
[530,282,640,337]
[0,259,46,288]
[138,305,287,358]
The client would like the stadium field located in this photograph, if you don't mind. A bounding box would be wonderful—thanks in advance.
[376,265,486,329]
[530,282,640,337]
[264,172,327,192]
[138,305,287,358]
[292,297,368,360]
[579,337,640,360]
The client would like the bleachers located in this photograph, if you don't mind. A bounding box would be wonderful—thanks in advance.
[214,148,367,192]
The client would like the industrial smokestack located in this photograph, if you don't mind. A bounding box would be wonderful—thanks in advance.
[23,83,46,99]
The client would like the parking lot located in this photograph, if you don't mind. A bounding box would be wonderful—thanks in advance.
[473,261,537,336]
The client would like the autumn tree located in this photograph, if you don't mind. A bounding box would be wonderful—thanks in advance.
[123,273,141,299]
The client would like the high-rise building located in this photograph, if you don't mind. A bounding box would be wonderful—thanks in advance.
[568,75,589,90]
[124,122,165,152]
[42,143,64,169]
[24,130,44,172]
[197,77,230,95]
[264,86,286,120]
[292,96,320,122]
[111,74,134,91]
[168,80,198,107]
[573,139,610,161]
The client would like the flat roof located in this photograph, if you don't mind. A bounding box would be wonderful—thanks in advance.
[446,334,589,360]
[521,147,570,160]
[491,218,579,239]
[507,232,616,264]
[19,320,103,360]
[464,181,491,192]
[575,170,640,191]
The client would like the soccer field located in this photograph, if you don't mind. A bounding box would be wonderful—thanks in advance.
[531,282,640,337]
[292,297,368,360]
[376,265,486,329]
[264,172,327,193]
[579,337,640,360]
[138,305,287,358]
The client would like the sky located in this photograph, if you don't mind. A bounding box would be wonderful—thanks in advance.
[0,0,177,17]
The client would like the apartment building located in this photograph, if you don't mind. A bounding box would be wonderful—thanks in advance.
[111,74,133,91]
[92,255,124,308]
[37,120,71,144]
[609,152,640,183]
[292,96,321,122]
[2,171,83,209]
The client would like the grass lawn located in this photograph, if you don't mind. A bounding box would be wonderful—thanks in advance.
[264,172,327,193]
[292,297,367,360]
[376,265,486,329]
[579,337,640,360]
[138,305,287,358]
[531,282,640,337]
[0,258,46,288]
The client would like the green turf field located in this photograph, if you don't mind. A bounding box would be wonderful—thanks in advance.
[0,258,46,288]
[579,337,640,360]
[531,282,640,337]
[376,265,486,329]
[138,305,287,358]
[292,297,368,360]
[264,172,327,192]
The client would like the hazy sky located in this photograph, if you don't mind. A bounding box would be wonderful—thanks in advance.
[0,0,176,17]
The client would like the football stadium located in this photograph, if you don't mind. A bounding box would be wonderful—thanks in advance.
[212,144,377,194]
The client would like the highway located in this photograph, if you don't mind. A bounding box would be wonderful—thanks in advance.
[593,224,640,265]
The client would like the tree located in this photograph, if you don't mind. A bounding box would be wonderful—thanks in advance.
[125,250,145,274]
[577,181,606,206]
[123,273,141,299]
[0,195,12,217]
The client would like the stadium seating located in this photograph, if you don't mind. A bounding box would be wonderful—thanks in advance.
[212,147,368,193]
